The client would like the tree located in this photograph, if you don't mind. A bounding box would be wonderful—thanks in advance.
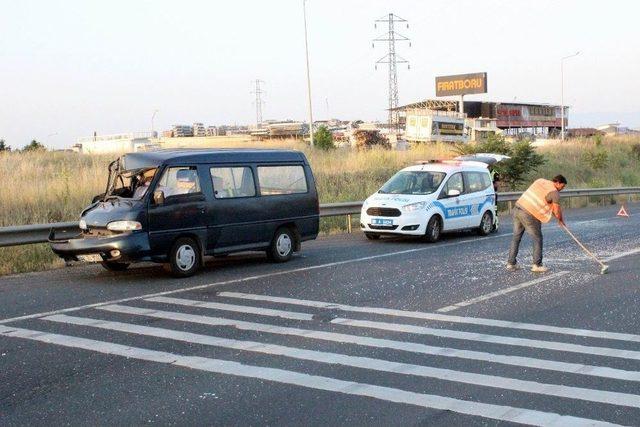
[313,125,335,150]
[22,140,46,152]
[0,139,10,152]
[454,133,546,190]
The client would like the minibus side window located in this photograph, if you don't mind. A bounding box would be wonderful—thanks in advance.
[257,165,308,195]
[156,166,201,199]
[210,166,256,198]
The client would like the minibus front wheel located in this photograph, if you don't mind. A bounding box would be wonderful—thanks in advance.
[166,237,202,277]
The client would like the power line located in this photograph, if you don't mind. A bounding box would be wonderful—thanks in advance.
[251,79,265,128]
[372,13,410,131]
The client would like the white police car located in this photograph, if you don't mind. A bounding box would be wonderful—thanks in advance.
[360,160,498,242]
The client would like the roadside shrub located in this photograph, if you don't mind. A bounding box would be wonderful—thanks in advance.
[313,125,335,150]
[454,134,545,190]
[582,149,609,170]
[631,144,640,160]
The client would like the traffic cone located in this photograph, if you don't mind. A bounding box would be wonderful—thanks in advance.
[617,205,630,217]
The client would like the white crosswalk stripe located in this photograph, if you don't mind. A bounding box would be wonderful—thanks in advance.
[41,314,640,408]
[218,292,640,343]
[0,324,617,427]
[101,302,640,382]
[1,291,639,426]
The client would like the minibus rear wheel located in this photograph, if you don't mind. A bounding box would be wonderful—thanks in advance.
[267,227,294,262]
[167,237,201,277]
[100,261,130,272]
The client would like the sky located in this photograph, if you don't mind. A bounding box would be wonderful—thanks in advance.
[1,0,639,149]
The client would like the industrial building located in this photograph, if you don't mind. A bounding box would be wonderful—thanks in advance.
[396,99,566,143]
[76,132,159,154]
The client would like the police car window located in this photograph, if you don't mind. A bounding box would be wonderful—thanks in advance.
[465,172,490,193]
[210,167,256,199]
[445,173,464,194]
[379,171,446,195]
[156,167,201,198]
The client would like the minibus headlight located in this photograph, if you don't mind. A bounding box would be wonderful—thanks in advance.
[402,201,428,212]
[79,219,87,230]
[106,220,142,232]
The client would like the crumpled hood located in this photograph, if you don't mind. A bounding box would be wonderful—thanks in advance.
[81,198,144,228]
[366,193,435,208]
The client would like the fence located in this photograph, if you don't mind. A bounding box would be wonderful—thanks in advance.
[1,187,639,248]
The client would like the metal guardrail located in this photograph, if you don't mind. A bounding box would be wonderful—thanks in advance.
[1,187,639,248]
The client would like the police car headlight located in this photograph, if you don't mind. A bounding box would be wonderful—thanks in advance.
[106,220,142,232]
[402,201,428,212]
[79,219,87,230]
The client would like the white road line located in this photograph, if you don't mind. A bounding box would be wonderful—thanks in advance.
[332,318,640,361]
[43,314,640,409]
[0,326,616,427]
[146,296,314,321]
[96,304,640,382]
[1,213,636,328]
[0,233,509,326]
[603,247,640,262]
[220,292,640,344]
[436,271,570,313]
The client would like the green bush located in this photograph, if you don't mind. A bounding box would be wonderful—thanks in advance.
[22,140,46,152]
[582,149,609,170]
[454,134,545,190]
[313,125,335,150]
[631,144,640,160]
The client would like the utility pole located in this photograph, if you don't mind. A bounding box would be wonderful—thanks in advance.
[561,51,580,141]
[303,0,314,146]
[373,13,410,132]
[251,79,265,129]
[151,109,159,137]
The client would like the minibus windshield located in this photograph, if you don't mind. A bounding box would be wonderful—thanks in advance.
[102,163,158,200]
[378,171,446,195]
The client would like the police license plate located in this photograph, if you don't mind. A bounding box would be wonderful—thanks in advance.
[77,254,103,263]
[371,218,394,226]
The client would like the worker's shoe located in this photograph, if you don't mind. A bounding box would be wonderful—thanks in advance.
[506,263,520,271]
[531,265,549,273]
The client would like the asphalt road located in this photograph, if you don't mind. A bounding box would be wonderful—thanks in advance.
[1,203,639,426]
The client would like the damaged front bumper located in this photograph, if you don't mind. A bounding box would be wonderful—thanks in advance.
[48,229,152,263]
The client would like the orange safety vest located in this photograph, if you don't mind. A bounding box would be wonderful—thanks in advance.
[516,179,558,223]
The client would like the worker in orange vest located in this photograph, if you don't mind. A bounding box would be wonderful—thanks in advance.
[507,175,567,273]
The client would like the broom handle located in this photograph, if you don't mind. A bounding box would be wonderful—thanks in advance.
[561,224,606,268]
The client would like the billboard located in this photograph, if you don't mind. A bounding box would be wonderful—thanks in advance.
[496,104,564,128]
[436,72,487,97]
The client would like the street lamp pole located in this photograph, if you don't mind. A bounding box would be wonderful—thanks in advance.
[561,51,580,141]
[303,0,314,147]
[151,109,159,137]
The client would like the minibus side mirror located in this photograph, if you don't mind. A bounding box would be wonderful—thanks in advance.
[447,189,461,198]
[153,190,165,205]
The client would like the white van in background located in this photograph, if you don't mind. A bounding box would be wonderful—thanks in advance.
[360,160,498,242]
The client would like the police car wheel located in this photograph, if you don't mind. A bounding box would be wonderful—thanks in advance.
[365,233,380,240]
[424,216,442,243]
[168,237,201,277]
[478,211,493,236]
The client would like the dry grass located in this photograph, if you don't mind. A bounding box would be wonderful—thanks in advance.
[1,135,639,276]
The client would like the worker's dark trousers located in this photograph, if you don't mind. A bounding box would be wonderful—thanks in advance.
[508,206,543,267]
